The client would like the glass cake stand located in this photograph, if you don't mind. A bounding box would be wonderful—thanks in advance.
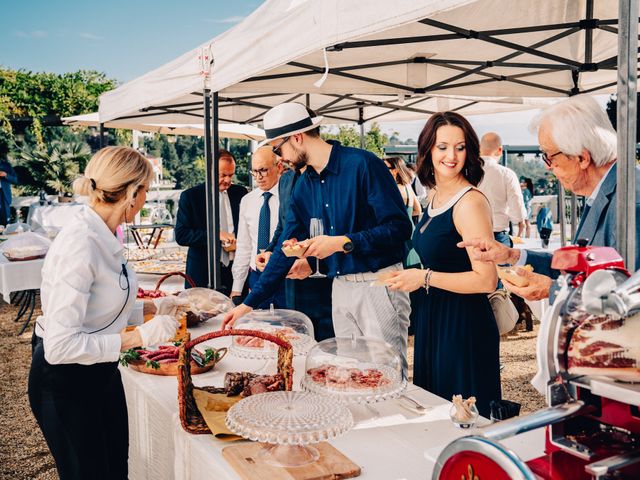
[225,391,353,467]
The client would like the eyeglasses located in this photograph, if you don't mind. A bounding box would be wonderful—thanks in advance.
[541,150,563,167]
[250,167,272,179]
[272,137,290,157]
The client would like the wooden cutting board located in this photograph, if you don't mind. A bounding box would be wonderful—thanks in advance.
[222,442,361,480]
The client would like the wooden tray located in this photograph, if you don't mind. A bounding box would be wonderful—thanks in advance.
[222,442,361,480]
[125,346,226,376]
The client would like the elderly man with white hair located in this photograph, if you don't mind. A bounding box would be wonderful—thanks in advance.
[459,94,640,301]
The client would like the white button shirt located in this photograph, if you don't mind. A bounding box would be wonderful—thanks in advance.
[231,184,279,293]
[35,206,137,365]
[478,156,527,232]
[220,190,235,262]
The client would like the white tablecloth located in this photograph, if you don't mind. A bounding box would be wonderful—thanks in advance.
[121,319,545,480]
[27,203,85,228]
[0,255,44,303]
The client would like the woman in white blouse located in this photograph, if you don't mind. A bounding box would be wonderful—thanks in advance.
[28,147,179,480]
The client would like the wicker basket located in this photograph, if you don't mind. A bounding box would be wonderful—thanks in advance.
[137,271,196,301]
[178,329,294,434]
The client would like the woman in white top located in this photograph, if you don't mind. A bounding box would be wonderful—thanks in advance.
[28,147,180,480]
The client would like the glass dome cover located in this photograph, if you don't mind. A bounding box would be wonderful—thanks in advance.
[177,288,233,322]
[301,336,406,404]
[230,308,316,359]
[3,222,31,235]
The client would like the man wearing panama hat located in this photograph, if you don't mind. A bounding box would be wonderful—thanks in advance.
[223,102,413,374]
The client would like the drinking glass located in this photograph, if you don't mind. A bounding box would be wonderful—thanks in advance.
[309,218,327,278]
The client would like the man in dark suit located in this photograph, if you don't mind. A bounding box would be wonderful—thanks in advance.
[175,149,248,293]
[459,95,640,301]
[0,141,18,226]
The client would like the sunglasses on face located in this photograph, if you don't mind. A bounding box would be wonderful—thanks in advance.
[272,137,290,157]
[541,150,563,167]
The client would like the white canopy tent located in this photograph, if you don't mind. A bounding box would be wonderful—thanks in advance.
[100,0,626,126]
[62,112,265,140]
[99,0,638,286]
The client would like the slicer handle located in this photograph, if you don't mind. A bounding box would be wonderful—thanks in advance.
[480,401,585,441]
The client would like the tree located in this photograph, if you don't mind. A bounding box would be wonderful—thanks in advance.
[174,155,206,190]
[321,122,389,157]
[16,140,91,195]
[0,68,117,146]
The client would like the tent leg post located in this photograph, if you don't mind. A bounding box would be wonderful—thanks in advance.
[203,89,214,289]
[616,0,638,272]
[212,92,221,291]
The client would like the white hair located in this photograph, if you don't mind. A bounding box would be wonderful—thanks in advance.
[530,94,617,167]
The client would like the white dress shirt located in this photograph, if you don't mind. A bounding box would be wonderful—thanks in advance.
[35,206,137,365]
[478,156,527,232]
[231,184,279,292]
[220,190,235,263]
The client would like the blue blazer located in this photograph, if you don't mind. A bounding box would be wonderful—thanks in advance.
[0,160,18,220]
[527,164,640,277]
[174,183,247,287]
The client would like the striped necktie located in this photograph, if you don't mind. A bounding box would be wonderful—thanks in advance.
[257,191,272,253]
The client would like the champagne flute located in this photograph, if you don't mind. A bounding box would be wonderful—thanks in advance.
[309,218,327,279]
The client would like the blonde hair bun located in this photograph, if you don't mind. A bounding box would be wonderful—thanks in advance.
[79,146,154,206]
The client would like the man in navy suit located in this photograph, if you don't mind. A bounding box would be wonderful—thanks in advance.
[175,149,248,293]
[0,141,18,226]
[459,94,640,301]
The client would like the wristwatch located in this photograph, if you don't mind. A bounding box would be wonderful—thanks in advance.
[342,237,354,253]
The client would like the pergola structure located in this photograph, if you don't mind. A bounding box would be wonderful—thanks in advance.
[100,0,638,286]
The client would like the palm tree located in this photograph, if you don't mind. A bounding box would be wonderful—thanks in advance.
[17,140,91,195]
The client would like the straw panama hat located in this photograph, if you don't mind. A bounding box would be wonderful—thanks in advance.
[257,103,324,147]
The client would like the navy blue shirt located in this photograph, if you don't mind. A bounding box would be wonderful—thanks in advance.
[245,142,412,309]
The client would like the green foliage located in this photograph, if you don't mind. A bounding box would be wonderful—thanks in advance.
[507,154,558,195]
[174,155,206,189]
[16,140,91,195]
[322,122,389,157]
[0,68,117,147]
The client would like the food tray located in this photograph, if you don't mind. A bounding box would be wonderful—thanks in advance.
[3,252,46,262]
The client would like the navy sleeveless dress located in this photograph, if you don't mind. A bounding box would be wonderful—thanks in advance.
[412,187,501,417]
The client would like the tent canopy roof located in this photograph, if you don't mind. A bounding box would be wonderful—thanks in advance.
[62,112,265,140]
[100,0,628,125]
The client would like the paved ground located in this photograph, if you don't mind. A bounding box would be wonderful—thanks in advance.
[0,299,543,479]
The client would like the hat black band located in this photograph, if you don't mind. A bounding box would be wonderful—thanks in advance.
[265,117,313,139]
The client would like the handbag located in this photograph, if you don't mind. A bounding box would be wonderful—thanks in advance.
[488,288,518,335]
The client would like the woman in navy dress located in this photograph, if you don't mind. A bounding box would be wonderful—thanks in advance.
[386,112,501,417]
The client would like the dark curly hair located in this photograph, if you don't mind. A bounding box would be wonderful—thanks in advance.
[416,111,483,188]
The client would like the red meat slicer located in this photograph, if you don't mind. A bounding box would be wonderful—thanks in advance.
[432,242,640,480]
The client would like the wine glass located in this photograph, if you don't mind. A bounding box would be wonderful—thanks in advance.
[309,218,327,278]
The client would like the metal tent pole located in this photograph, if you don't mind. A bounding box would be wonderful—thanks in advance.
[211,92,222,290]
[616,0,638,272]
[203,89,215,289]
[358,107,365,149]
[559,184,567,247]
[570,192,577,241]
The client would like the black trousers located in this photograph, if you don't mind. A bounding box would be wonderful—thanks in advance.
[28,336,129,480]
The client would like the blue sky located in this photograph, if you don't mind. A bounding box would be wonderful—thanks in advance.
[1,0,260,82]
[2,0,598,146]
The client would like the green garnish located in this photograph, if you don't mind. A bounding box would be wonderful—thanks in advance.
[119,348,141,367]
[145,360,160,370]
[202,348,219,365]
